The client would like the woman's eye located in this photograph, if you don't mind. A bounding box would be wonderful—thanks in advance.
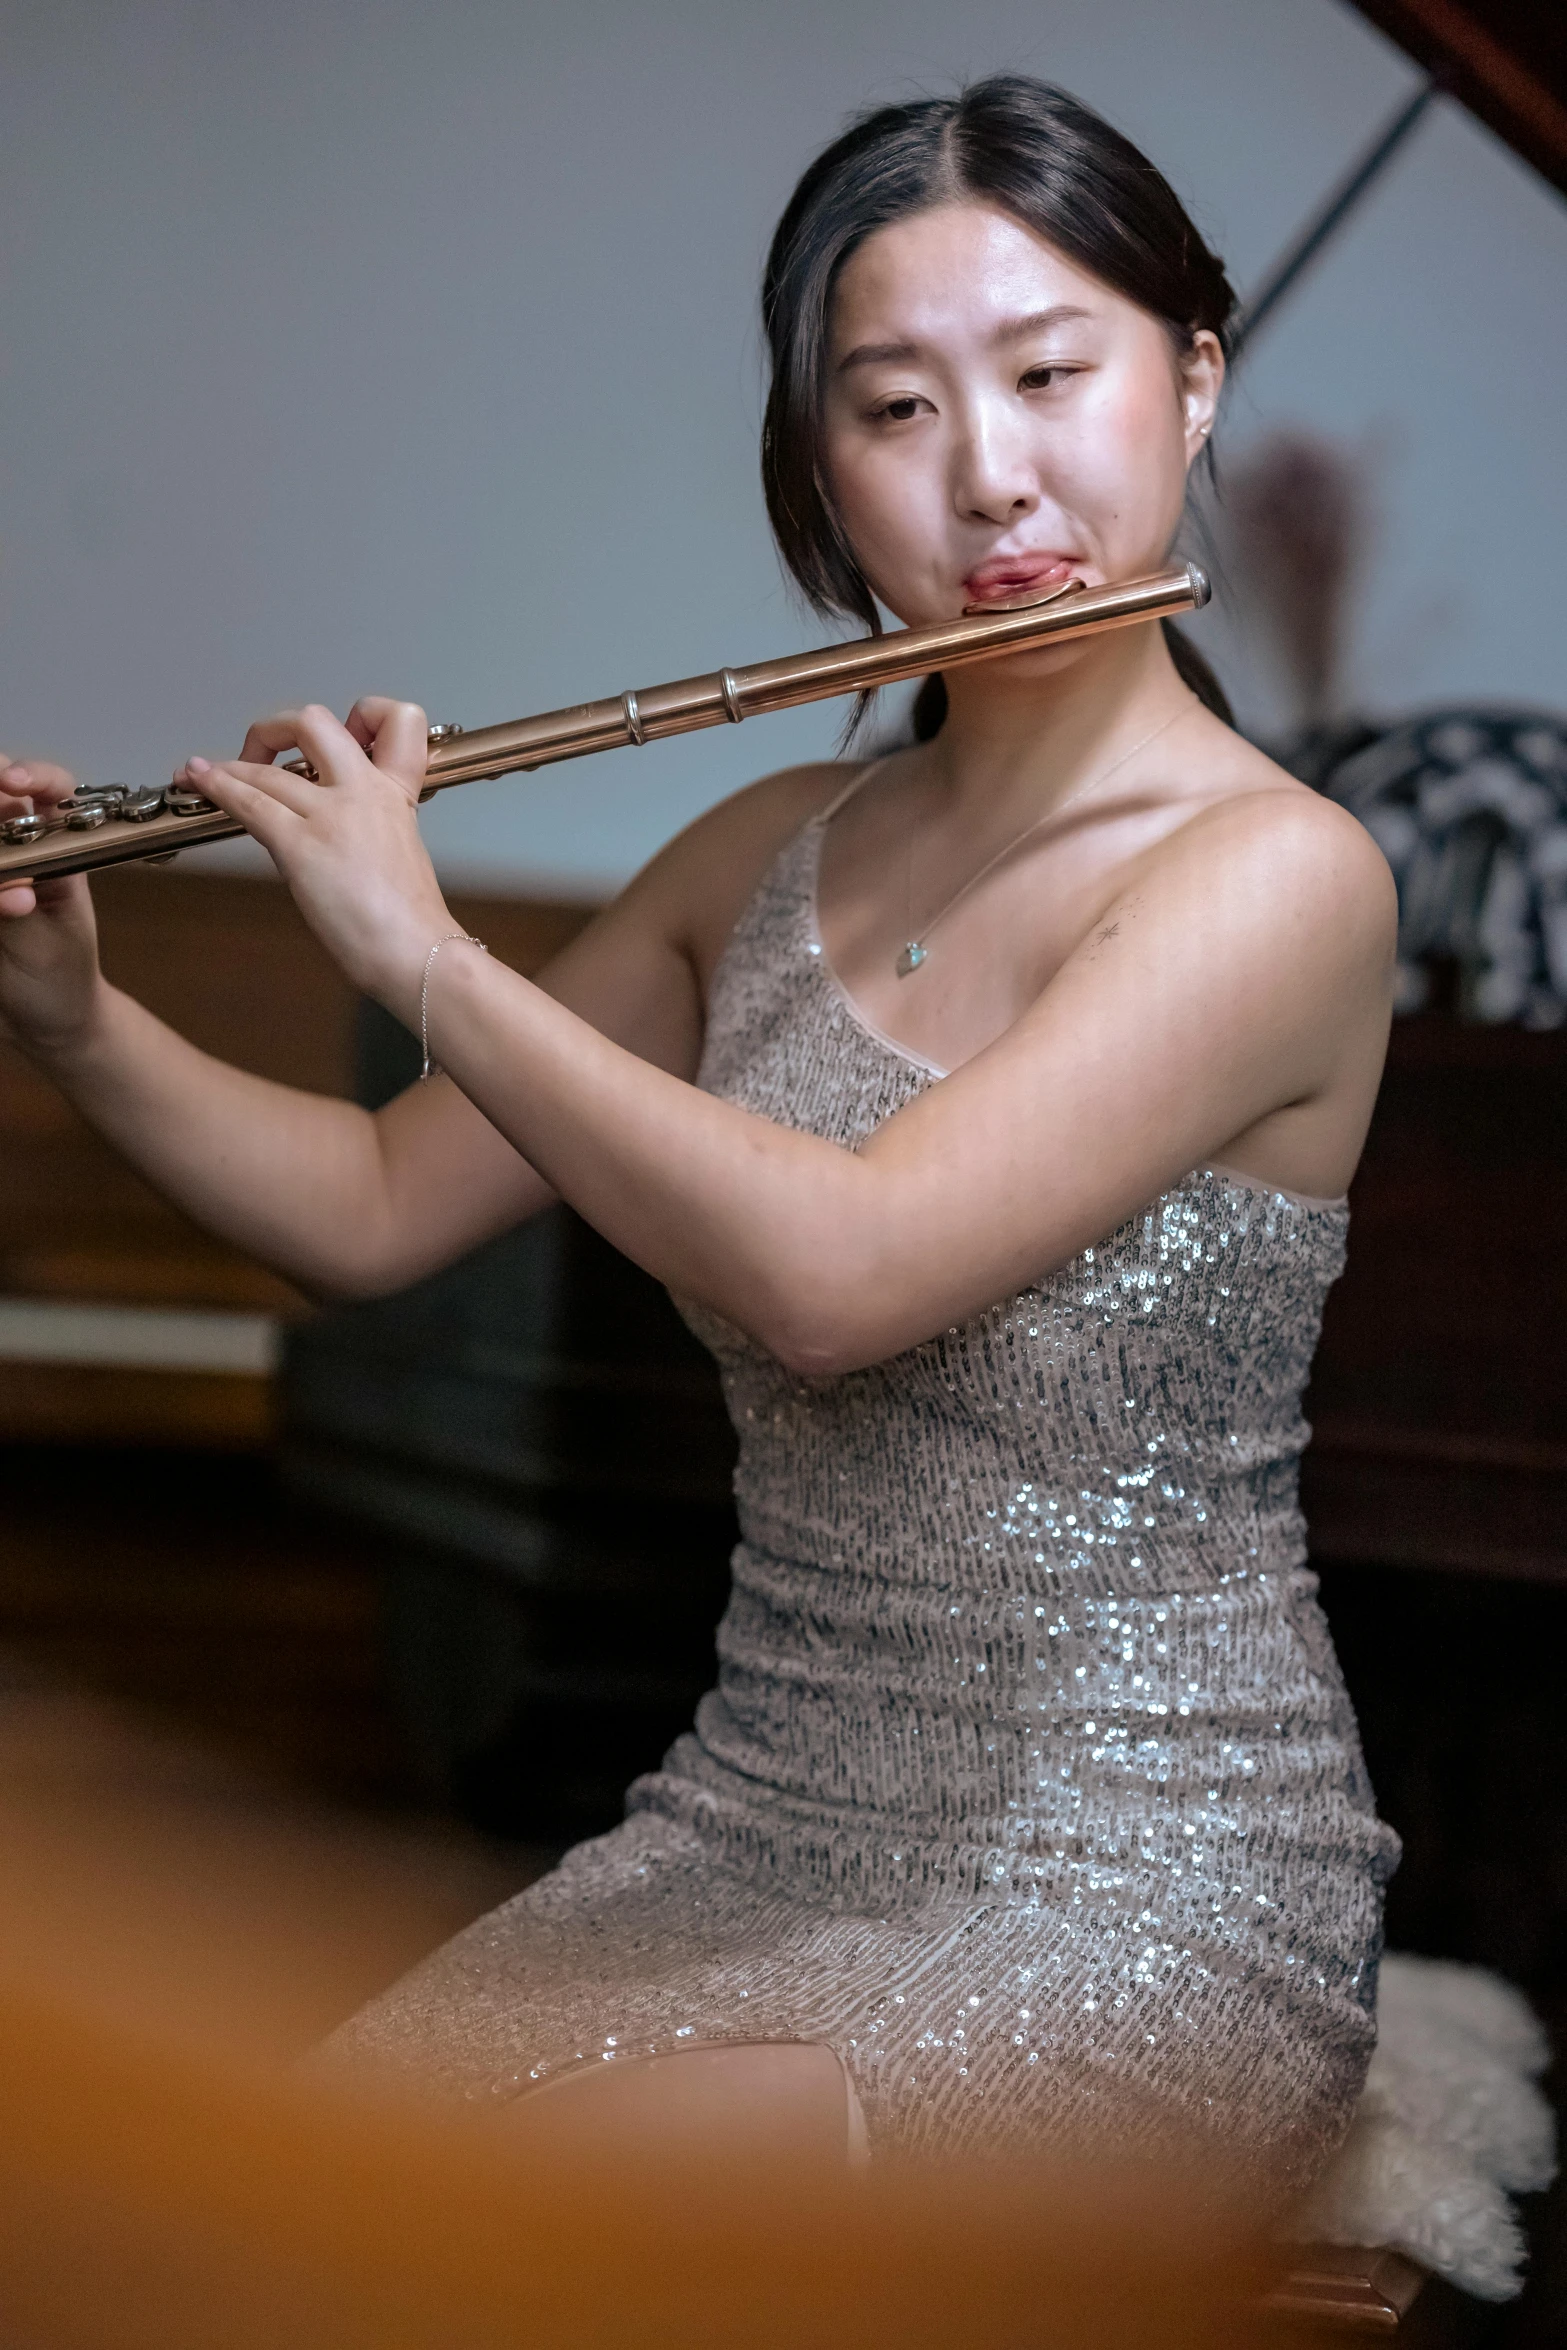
[870,395,924,423]
[1019,364,1077,392]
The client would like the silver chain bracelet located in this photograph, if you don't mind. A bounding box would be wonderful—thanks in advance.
[418,931,488,1081]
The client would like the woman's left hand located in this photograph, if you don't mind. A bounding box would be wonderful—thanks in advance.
[179,698,452,1013]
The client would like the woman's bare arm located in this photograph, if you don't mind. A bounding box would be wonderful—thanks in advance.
[0,747,839,1298]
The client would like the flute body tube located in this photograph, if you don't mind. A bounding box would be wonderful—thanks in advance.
[0,565,1207,888]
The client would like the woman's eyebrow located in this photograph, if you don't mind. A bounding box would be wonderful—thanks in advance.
[835,304,1095,373]
[993,304,1094,343]
[836,337,919,372]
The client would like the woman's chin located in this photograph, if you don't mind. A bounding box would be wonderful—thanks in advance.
[949,637,1098,694]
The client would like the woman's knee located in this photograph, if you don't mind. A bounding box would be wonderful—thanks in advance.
[502,2038,864,2169]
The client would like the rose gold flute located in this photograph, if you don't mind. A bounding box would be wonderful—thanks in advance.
[0,564,1207,888]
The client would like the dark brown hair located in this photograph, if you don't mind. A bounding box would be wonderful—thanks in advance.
[759,74,1236,731]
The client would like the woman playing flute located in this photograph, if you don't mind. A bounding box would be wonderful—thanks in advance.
[0,76,1398,2197]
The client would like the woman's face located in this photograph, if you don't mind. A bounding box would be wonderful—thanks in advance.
[822,201,1222,627]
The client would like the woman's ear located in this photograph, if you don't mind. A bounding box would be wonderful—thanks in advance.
[1181,329,1225,461]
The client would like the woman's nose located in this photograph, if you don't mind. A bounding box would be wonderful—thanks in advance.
[951,408,1039,525]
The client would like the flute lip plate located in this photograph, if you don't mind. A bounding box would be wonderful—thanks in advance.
[960,576,1086,618]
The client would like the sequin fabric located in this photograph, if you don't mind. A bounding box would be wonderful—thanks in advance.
[327,806,1399,2194]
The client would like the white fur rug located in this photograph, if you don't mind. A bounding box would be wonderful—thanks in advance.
[1288,1953,1558,2301]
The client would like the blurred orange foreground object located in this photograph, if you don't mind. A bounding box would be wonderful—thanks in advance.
[0,1977,1283,2350]
[0,1702,1283,2349]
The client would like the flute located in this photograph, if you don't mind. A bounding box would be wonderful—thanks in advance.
[0,564,1207,887]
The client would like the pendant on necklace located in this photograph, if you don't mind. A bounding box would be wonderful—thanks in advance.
[896,941,927,978]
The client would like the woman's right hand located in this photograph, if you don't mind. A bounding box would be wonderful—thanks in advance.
[0,757,105,1061]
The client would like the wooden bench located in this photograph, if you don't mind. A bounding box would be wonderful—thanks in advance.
[1267,2245,1426,2332]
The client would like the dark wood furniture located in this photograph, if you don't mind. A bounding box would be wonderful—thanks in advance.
[1303,1010,1567,1586]
[1348,1,1567,200]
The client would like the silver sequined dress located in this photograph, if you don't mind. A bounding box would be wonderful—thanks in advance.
[330,801,1400,2193]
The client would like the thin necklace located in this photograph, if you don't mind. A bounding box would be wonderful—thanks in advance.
[895,696,1196,978]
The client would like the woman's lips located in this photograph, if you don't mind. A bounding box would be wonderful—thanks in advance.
[961,554,1082,606]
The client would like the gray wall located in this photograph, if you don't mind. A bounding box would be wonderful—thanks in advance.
[3,0,1564,897]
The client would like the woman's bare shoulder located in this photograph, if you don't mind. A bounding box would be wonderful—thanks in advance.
[1200,732,1389,867]
[1142,722,1398,960]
